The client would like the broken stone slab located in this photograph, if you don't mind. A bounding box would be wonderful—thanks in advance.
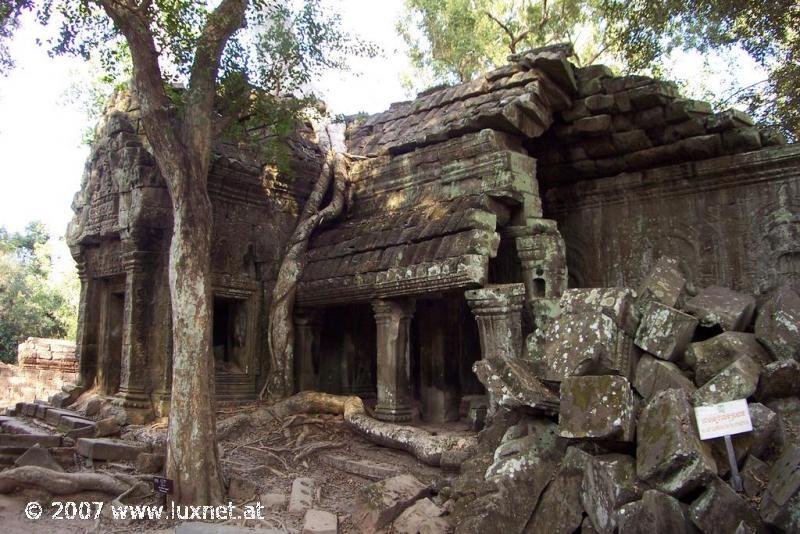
[14,443,64,472]
[637,389,717,497]
[353,474,430,533]
[766,397,800,445]
[692,355,762,406]
[636,256,687,311]
[755,286,800,361]
[260,493,287,510]
[755,359,800,401]
[58,415,95,432]
[617,490,694,534]
[454,418,564,533]
[690,478,764,534]
[685,332,772,386]
[525,446,593,534]
[635,301,698,361]
[303,509,338,534]
[759,444,800,531]
[558,375,635,442]
[684,286,757,332]
[44,408,82,426]
[75,438,148,462]
[393,498,449,534]
[175,523,284,534]
[741,455,770,499]
[136,452,164,474]
[473,356,559,415]
[321,454,404,481]
[581,454,645,533]
[633,354,696,401]
[0,433,61,448]
[288,477,316,514]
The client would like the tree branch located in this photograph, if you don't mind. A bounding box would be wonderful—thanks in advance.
[185,0,248,166]
[484,10,520,54]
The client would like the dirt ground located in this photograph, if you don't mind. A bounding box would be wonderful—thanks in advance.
[1,400,473,533]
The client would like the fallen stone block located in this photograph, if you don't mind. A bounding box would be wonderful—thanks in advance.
[617,490,694,534]
[759,444,800,531]
[685,332,772,386]
[0,433,61,448]
[353,474,430,533]
[260,492,287,510]
[684,286,756,332]
[393,498,449,534]
[83,396,105,417]
[692,355,761,406]
[690,478,763,533]
[755,359,800,401]
[44,408,81,427]
[93,416,123,438]
[755,286,800,361]
[303,509,338,534]
[526,446,593,534]
[21,403,37,417]
[633,353,696,401]
[75,438,148,461]
[559,375,635,442]
[135,452,164,474]
[581,454,644,533]
[636,256,687,311]
[559,288,639,335]
[741,455,769,499]
[635,301,698,361]
[14,443,63,472]
[1,418,49,435]
[766,397,800,444]
[637,389,716,496]
[289,477,316,514]
[321,454,404,481]
[473,357,559,415]
[58,415,94,432]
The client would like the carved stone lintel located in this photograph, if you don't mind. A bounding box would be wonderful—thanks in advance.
[465,284,525,363]
[371,298,416,423]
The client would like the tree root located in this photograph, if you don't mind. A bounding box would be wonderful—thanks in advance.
[218,392,478,467]
[0,466,132,495]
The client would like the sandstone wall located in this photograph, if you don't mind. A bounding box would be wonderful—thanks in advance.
[544,145,800,294]
[0,338,78,408]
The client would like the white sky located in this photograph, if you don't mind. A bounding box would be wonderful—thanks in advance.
[0,0,767,243]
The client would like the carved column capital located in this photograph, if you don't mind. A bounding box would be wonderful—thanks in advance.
[121,250,157,272]
[465,284,525,365]
[371,299,416,323]
[465,284,525,317]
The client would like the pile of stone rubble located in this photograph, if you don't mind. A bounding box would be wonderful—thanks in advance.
[440,257,800,533]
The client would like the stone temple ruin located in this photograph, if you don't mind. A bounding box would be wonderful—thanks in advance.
[2,45,800,532]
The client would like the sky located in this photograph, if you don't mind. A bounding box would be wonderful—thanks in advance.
[0,0,767,245]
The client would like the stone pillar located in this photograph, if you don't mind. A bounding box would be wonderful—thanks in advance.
[113,250,155,423]
[465,284,526,363]
[72,255,97,389]
[294,308,323,392]
[371,299,415,423]
[515,219,567,328]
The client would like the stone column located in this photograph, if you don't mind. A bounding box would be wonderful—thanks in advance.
[294,308,323,392]
[114,250,155,423]
[371,299,415,423]
[465,284,526,363]
[515,219,567,328]
[72,255,97,389]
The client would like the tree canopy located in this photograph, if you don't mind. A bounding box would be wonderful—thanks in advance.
[398,0,800,136]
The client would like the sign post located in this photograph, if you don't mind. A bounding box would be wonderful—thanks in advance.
[694,398,753,493]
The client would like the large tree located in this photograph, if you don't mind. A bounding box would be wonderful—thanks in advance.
[1,0,367,504]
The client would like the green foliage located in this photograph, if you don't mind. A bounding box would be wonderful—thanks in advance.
[603,0,800,137]
[0,0,32,73]
[0,222,79,363]
[397,0,614,85]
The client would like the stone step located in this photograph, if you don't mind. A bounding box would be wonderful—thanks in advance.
[58,416,95,432]
[0,433,62,448]
[76,438,149,461]
[44,407,83,426]
[0,417,50,435]
[21,403,38,417]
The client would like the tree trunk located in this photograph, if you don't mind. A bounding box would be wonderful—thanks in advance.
[164,172,224,506]
[262,151,348,400]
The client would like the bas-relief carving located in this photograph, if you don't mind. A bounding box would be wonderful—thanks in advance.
[748,188,800,293]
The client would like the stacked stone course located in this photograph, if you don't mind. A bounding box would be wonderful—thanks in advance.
[0,338,78,407]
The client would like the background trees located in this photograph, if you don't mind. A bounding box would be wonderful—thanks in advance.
[398,0,799,137]
[0,222,78,363]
